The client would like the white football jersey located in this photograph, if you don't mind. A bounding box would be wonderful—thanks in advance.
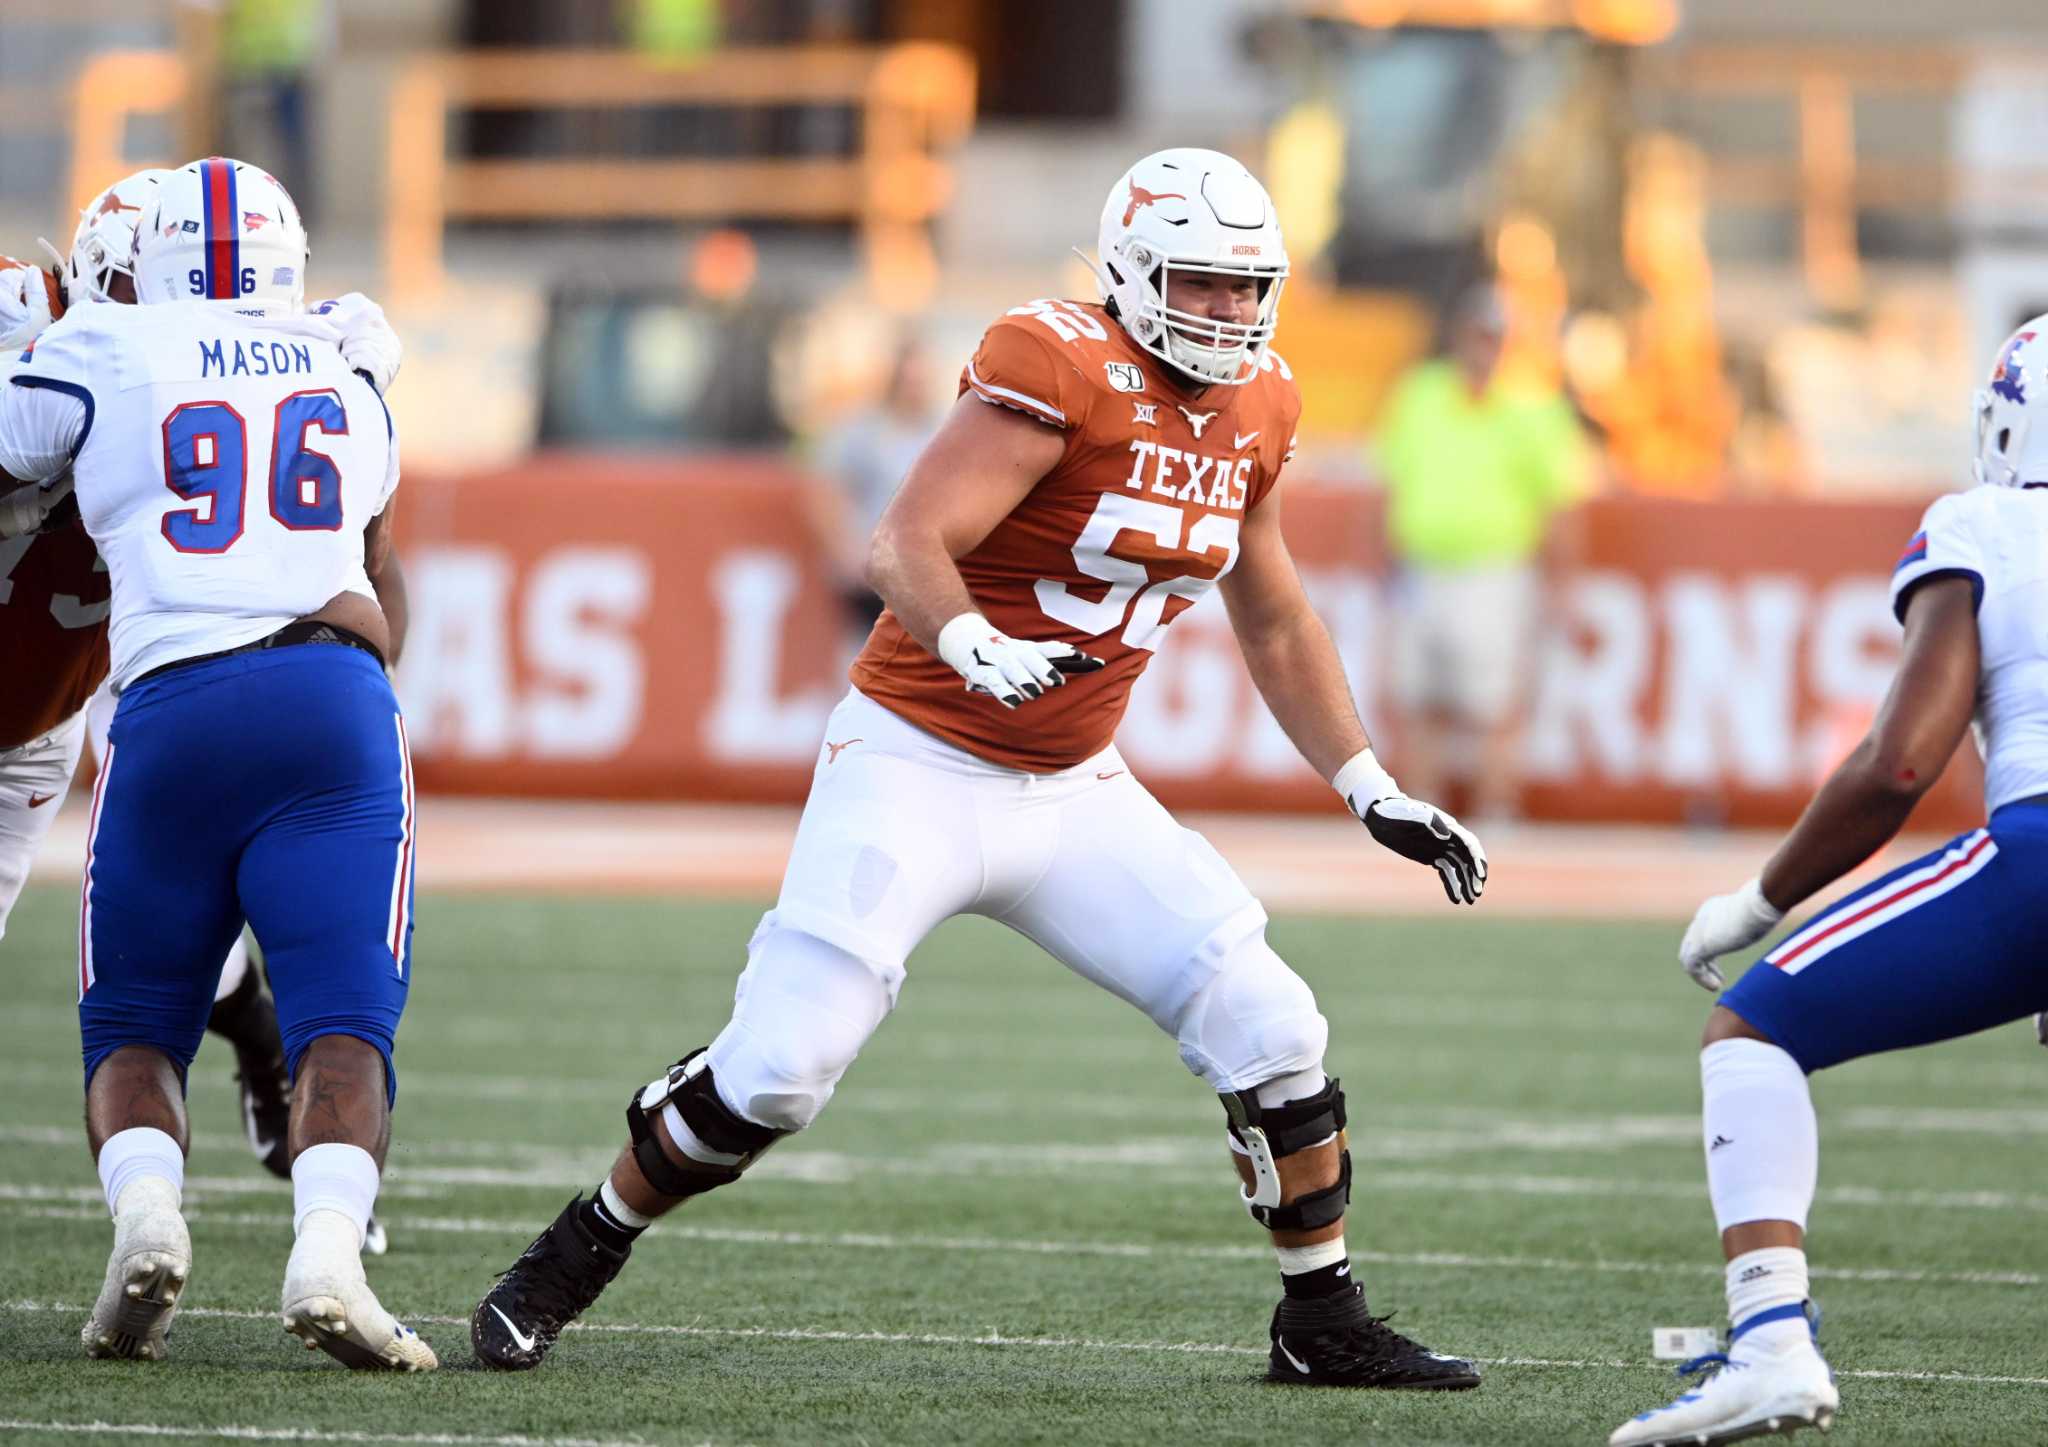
[1891,483,2048,812]
[0,299,396,688]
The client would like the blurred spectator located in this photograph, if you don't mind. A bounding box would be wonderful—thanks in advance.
[178,0,331,218]
[625,0,722,57]
[805,335,941,638]
[1375,285,1592,819]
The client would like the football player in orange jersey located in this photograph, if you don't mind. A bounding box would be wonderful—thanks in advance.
[0,169,406,1251]
[473,149,1488,1386]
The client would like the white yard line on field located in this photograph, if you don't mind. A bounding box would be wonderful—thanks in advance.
[0,1425,663,1447]
[7,1301,2048,1390]
[12,1122,2048,1215]
[11,1206,2039,1289]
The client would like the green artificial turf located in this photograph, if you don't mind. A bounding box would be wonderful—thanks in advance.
[1,887,2043,1445]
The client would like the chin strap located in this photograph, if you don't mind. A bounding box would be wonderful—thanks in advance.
[1220,1076,1351,1233]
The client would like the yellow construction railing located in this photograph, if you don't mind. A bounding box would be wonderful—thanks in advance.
[1636,42,2048,308]
[63,51,188,223]
[384,45,977,303]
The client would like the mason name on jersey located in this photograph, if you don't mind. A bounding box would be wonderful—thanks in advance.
[198,334,319,379]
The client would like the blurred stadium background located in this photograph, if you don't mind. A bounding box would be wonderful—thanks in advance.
[11,0,2044,856]
[8,5,2048,1443]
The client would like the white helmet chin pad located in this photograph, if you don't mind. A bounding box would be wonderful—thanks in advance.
[1974,317,2048,488]
[1091,147,1289,386]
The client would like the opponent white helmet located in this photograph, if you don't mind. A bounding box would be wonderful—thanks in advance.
[1973,315,2048,487]
[45,167,170,305]
[133,157,308,309]
[1087,147,1289,386]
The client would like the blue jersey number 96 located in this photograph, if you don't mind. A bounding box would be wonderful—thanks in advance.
[160,390,350,553]
[160,401,248,553]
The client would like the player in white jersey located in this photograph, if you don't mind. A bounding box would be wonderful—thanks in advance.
[1,172,404,1251]
[0,158,432,1370]
[1609,317,2048,1445]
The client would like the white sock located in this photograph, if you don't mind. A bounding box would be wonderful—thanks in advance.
[213,933,251,1003]
[1727,1247,1811,1351]
[97,1126,184,1218]
[1701,1038,1817,1232]
[291,1142,379,1248]
[1274,1235,1348,1275]
[599,1178,652,1230]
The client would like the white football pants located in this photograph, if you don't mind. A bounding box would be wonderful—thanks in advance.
[0,708,88,943]
[704,689,1329,1133]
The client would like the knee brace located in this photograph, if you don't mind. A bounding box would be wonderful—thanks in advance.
[1221,1075,1350,1233]
[624,1048,788,1200]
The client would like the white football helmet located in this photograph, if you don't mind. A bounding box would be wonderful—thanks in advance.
[1087,147,1289,386]
[1973,315,2048,487]
[43,167,170,305]
[132,157,308,309]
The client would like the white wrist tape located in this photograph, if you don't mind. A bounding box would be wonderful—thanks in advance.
[1738,877,1785,927]
[935,611,997,674]
[1331,748,1400,809]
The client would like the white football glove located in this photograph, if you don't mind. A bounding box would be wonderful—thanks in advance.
[312,293,402,396]
[0,473,75,539]
[0,260,58,351]
[1333,749,1488,905]
[935,611,1105,709]
[1678,877,1783,992]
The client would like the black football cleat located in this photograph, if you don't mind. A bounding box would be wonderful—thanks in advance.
[471,1196,628,1370]
[1266,1284,1482,1389]
[207,948,292,1180]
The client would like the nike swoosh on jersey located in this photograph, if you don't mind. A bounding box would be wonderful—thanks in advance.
[27,792,56,808]
[489,1303,538,1353]
[1233,431,1260,449]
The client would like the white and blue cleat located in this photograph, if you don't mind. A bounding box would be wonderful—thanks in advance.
[1610,1304,1837,1447]
[81,1178,190,1361]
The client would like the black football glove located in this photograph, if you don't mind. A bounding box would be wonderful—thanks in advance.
[1354,795,1488,906]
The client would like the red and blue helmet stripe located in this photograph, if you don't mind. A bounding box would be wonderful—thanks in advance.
[199,157,240,299]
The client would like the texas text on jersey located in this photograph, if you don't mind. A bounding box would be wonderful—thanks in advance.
[0,514,108,751]
[851,297,1303,771]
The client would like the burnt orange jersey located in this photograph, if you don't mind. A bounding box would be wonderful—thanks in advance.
[852,299,1302,772]
[0,524,110,749]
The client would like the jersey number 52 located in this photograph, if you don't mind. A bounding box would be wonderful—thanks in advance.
[161,390,348,554]
[1035,494,1240,651]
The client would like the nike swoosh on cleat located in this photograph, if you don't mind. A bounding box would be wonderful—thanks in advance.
[1277,1337,1312,1375]
[489,1303,537,1354]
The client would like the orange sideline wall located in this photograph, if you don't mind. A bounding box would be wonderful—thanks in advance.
[392,457,1981,831]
